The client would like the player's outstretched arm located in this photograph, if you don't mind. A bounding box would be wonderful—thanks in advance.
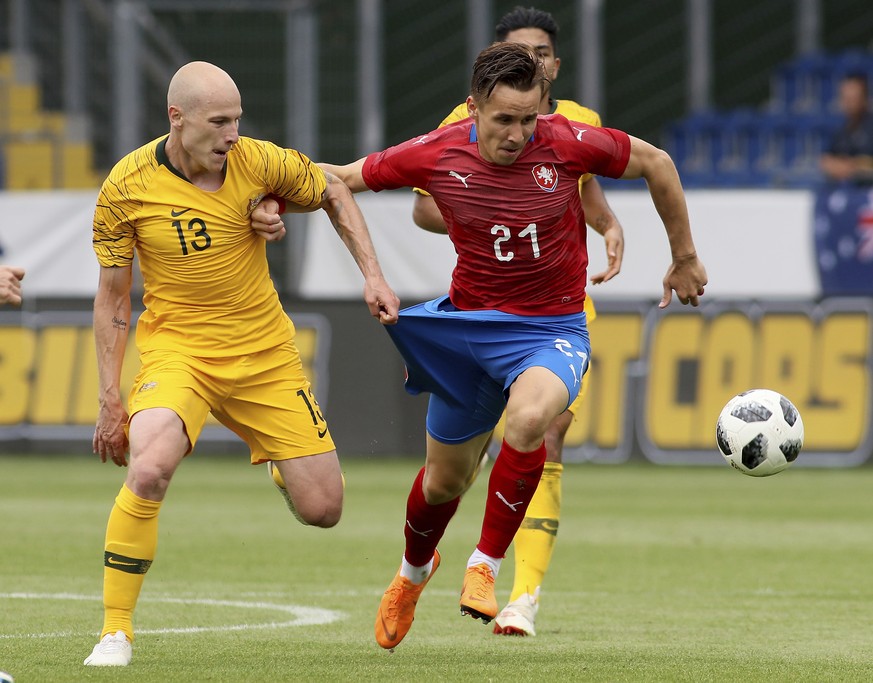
[581,178,624,284]
[317,159,369,193]
[621,136,707,308]
[93,265,133,466]
[319,172,400,325]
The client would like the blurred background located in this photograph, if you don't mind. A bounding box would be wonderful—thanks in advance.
[1,0,872,189]
[1,0,873,466]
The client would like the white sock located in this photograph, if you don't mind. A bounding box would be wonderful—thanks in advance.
[467,548,501,577]
[399,555,433,584]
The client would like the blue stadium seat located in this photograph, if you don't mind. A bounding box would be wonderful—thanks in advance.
[770,52,833,114]
[715,108,767,187]
[663,110,726,188]
[661,49,871,189]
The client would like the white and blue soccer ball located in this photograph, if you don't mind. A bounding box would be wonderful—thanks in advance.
[716,389,804,477]
[0,671,14,683]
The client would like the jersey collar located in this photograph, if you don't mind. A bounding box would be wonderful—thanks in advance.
[156,137,190,183]
[156,136,229,183]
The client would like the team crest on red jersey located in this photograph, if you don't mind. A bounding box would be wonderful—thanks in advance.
[532,163,558,192]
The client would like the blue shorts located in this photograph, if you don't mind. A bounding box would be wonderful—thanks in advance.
[385,295,590,444]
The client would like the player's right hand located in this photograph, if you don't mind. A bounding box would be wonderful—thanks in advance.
[93,403,130,467]
[660,252,707,308]
[364,278,400,325]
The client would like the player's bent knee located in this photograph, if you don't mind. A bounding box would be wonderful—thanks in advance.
[297,497,343,528]
[422,478,465,505]
[509,399,560,432]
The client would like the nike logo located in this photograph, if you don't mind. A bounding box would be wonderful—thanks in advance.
[520,516,559,536]
[495,491,524,512]
[318,427,328,438]
[449,171,473,188]
[171,208,191,217]
[379,612,398,644]
[573,127,587,141]
[104,551,152,574]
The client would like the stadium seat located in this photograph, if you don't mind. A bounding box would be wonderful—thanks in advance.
[663,110,726,188]
[715,108,767,187]
[770,52,833,114]
[662,49,872,189]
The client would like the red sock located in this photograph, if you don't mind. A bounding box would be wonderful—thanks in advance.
[404,467,460,566]
[477,440,547,558]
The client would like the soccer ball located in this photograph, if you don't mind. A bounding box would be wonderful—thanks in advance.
[716,389,804,477]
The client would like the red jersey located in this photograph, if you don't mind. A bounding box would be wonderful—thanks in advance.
[362,114,631,315]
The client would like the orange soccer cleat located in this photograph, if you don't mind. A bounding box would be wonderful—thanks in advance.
[374,550,441,649]
[459,563,498,623]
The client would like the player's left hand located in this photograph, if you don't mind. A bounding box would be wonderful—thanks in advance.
[364,278,400,325]
[590,224,624,285]
[660,252,707,308]
[251,197,287,241]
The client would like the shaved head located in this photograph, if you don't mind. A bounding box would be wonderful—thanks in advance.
[164,61,243,182]
[167,61,240,115]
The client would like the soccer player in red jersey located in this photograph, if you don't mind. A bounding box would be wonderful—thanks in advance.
[411,7,624,637]
[258,41,706,650]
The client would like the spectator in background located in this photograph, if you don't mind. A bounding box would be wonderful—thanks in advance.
[820,72,873,184]
[0,265,25,305]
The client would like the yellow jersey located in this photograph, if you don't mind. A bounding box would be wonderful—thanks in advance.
[93,136,326,356]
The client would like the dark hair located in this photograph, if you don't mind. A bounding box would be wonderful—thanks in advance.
[495,6,559,54]
[471,41,549,102]
[843,71,869,92]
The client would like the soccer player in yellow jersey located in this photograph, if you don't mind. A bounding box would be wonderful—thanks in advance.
[410,7,626,637]
[84,61,399,667]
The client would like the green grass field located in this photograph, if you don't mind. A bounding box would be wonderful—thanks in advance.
[2,453,873,682]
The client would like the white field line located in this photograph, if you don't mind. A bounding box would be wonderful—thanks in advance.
[0,592,346,639]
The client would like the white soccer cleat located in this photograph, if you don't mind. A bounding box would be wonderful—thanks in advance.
[492,586,540,636]
[83,631,132,666]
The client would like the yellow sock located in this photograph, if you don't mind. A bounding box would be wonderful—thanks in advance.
[100,483,161,641]
[509,462,562,602]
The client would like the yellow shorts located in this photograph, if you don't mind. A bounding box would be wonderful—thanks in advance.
[566,361,591,417]
[128,340,335,464]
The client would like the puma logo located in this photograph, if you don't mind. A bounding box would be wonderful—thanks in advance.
[449,171,473,188]
[406,521,432,537]
[495,491,524,512]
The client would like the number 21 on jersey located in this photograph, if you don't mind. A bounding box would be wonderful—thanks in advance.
[491,223,540,261]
